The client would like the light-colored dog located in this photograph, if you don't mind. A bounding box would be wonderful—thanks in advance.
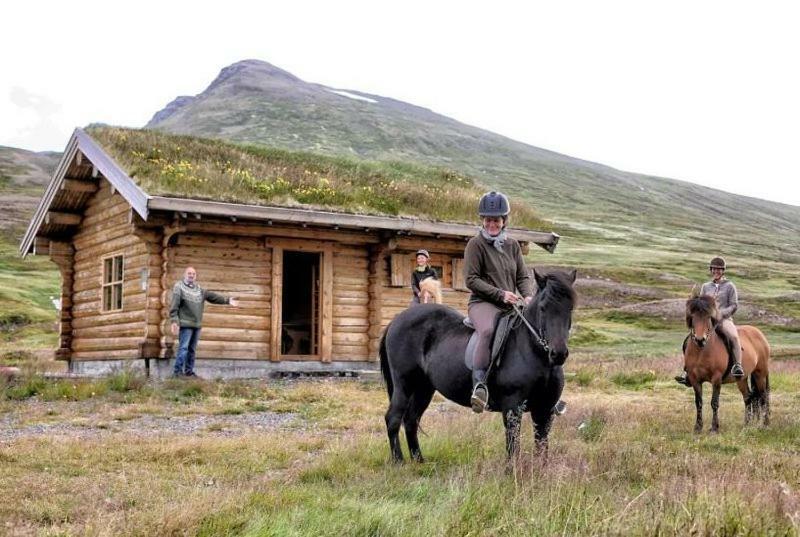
[419,277,443,304]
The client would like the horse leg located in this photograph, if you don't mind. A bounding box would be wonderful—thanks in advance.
[532,409,554,460]
[503,408,523,471]
[692,382,703,433]
[737,377,752,425]
[403,383,435,463]
[385,382,412,463]
[710,382,721,433]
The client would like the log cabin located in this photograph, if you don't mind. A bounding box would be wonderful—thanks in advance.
[20,127,559,378]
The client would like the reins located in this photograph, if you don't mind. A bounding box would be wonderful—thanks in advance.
[511,297,551,356]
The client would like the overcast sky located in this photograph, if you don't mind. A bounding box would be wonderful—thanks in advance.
[2,1,799,206]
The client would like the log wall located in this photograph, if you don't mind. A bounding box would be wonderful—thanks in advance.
[165,233,272,360]
[70,182,147,360]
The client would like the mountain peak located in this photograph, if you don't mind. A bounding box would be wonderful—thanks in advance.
[207,59,302,92]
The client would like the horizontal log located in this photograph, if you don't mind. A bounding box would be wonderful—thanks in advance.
[164,272,271,287]
[171,246,270,262]
[195,351,264,360]
[182,220,378,245]
[71,350,140,360]
[72,295,146,313]
[201,314,270,330]
[46,211,82,226]
[332,317,370,327]
[333,293,369,302]
[82,194,130,217]
[333,333,369,345]
[169,256,272,271]
[332,325,369,333]
[73,226,140,253]
[72,336,142,352]
[333,305,369,317]
[71,320,144,336]
[177,234,264,250]
[196,328,269,343]
[71,311,147,328]
[332,346,369,359]
[329,276,371,286]
[73,327,144,339]
[332,296,369,306]
[74,237,145,263]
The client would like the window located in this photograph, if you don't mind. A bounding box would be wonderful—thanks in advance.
[102,255,124,311]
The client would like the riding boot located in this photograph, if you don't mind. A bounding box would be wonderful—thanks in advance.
[674,370,691,387]
[471,369,489,413]
[731,346,745,379]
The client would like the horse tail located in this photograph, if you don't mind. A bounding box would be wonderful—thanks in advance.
[379,323,393,400]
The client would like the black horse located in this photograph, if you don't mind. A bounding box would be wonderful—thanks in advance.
[380,269,577,464]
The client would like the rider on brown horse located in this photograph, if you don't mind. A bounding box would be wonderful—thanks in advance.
[676,256,745,386]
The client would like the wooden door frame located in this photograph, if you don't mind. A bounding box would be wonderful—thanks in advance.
[266,237,333,362]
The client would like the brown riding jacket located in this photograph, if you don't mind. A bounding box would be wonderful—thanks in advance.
[463,233,533,307]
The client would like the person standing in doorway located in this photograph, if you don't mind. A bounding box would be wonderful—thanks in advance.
[410,249,438,305]
[170,266,239,378]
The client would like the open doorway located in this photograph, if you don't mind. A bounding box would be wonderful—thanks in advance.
[281,251,321,356]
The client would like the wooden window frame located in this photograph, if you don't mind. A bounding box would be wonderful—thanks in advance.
[266,238,333,363]
[391,251,457,290]
[101,254,124,312]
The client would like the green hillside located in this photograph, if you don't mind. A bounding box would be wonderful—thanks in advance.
[146,60,800,355]
[0,147,60,361]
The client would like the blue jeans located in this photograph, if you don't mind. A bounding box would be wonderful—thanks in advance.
[174,327,201,374]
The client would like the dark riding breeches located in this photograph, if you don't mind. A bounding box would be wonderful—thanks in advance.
[468,301,503,370]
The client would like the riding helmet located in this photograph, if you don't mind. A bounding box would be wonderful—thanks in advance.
[415,249,430,259]
[478,191,510,218]
[709,257,726,270]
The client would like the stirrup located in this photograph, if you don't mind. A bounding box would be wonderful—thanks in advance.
[674,373,690,387]
[731,364,745,379]
[470,383,488,413]
[553,400,567,416]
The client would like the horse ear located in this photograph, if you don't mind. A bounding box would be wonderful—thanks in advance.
[689,284,700,299]
[533,268,546,291]
[568,268,577,283]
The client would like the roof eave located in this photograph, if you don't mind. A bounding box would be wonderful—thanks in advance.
[147,196,559,251]
[19,128,151,257]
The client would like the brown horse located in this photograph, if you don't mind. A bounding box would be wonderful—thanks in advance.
[683,294,770,432]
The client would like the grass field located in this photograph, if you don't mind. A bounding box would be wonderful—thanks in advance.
[2,346,799,536]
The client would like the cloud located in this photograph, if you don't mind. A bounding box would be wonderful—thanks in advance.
[3,87,67,150]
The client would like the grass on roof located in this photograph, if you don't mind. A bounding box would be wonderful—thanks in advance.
[88,127,548,229]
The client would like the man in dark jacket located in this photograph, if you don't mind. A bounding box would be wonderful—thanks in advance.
[169,266,239,377]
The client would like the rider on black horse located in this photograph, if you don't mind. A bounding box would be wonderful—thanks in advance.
[464,191,535,412]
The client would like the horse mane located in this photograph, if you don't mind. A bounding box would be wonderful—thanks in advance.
[527,270,577,313]
[685,295,719,329]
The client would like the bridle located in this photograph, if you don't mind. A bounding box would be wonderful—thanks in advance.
[511,298,552,359]
[689,316,715,348]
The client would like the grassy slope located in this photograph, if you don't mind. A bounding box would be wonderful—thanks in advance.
[146,59,800,358]
[0,147,60,360]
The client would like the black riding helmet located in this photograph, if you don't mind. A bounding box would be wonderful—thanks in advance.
[709,257,726,270]
[478,191,510,218]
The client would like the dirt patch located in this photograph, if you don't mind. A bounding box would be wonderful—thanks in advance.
[616,299,798,327]
[0,403,296,441]
[575,277,670,309]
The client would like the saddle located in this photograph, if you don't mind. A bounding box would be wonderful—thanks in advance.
[463,309,517,372]
[682,324,737,377]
